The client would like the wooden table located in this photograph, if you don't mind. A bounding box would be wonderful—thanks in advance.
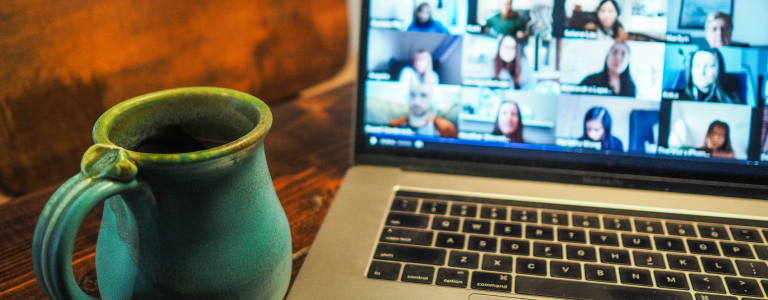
[0,82,356,299]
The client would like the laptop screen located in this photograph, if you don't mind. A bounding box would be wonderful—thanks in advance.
[356,0,768,185]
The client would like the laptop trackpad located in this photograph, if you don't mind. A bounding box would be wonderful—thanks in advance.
[469,294,537,300]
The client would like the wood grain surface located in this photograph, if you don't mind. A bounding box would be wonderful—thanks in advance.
[0,82,355,299]
[0,0,349,197]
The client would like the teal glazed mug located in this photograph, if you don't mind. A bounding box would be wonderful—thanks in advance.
[32,87,292,299]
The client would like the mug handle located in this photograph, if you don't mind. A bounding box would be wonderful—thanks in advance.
[33,144,152,300]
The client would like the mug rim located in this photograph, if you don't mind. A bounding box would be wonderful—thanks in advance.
[93,87,272,165]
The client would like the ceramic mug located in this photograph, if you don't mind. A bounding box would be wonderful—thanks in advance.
[32,87,292,299]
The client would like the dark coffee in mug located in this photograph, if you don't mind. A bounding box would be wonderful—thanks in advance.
[134,125,228,154]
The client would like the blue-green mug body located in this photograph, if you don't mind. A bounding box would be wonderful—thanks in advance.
[33,87,291,300]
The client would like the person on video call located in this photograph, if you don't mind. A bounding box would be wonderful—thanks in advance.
[407,2,450,34]
[399,49,440,85]
[697,120,735,159]
[675,49,744,104]
[704,12,747,48]
[492,101,524,143]
[494,35,530,90]
[579,42,636,97]
[579,107,623,151]
[584,0,628,41]
[484,0,527,39]
[389,83,457,138]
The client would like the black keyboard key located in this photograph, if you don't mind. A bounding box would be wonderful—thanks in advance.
[690,274,727,293]
[367,261,401,280]
[699,225,730,240]
[500,238,530,255]
[655,237,686,252]
[566,245,597,262]
[635,220,664,234]
[541,211,569,226]
[480,205,507,220]
[471,271,512,292]
[622,234,653,249]
[572,214,600,229]
[463,220,491,235]
[373,243,446,265]
[517,258,547,276]
[736,260,768,278]
[755,245,768,260]
[694,295,736,300]
[510,209,537,223]
[731,228,764,243]
[448,251,480,269]
[494,222,522,237]
[401,264,435,284]
[380,227,433,246]
[420,201,448,215]
[668,254,701,272]
[619,267,652,286]
[390,198,418,212]
[435,232,465,249]
[584,264,617,283]
[551,260,581,279]
[468,236,497,252]
[721,242,754,258]
[450,203,477,217]
[386,213,429,229]
[558,228,587,244]
[482,254,513,272]
[435,268,469,288]
[431,217,460,232]
[633,251,666,269]
[526,225,554,240]
[590,231,619,246]
[655,271,689,290]
[724,277,764,297]
[603,216,632,231]
[515,276,693,300]
[667,222,697,237]
[689,239,720,255]
[701,257,736,275]
[600,248,631,265]
[533,242,563,259]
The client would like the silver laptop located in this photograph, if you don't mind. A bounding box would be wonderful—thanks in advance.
[288,0,768,299]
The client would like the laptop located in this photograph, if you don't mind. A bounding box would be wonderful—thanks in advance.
[288,0,768,299]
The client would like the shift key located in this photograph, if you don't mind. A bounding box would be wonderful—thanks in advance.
[374,243,447,265]
[380,227,434,246]
[386,213,430,228]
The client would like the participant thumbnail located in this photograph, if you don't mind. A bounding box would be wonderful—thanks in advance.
[761,108,768,161]
[559,39,665,100]
[666,0,768,47]
[366,29,463,85]
[457,88,558,144]
[364,80,462,138]
[661,45,760,106]
[467,0,555,38]
[556,94,661,153]
[662,101,752,160]
[369,0,467,34]
[461,33,561,94]
[562,0,668,41]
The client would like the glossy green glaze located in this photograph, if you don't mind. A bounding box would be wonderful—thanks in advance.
[32,87,291,300]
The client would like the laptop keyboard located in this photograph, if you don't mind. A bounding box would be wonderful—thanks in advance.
[366,191,768,300]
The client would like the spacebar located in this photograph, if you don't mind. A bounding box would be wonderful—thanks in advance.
[515,276,693,300]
